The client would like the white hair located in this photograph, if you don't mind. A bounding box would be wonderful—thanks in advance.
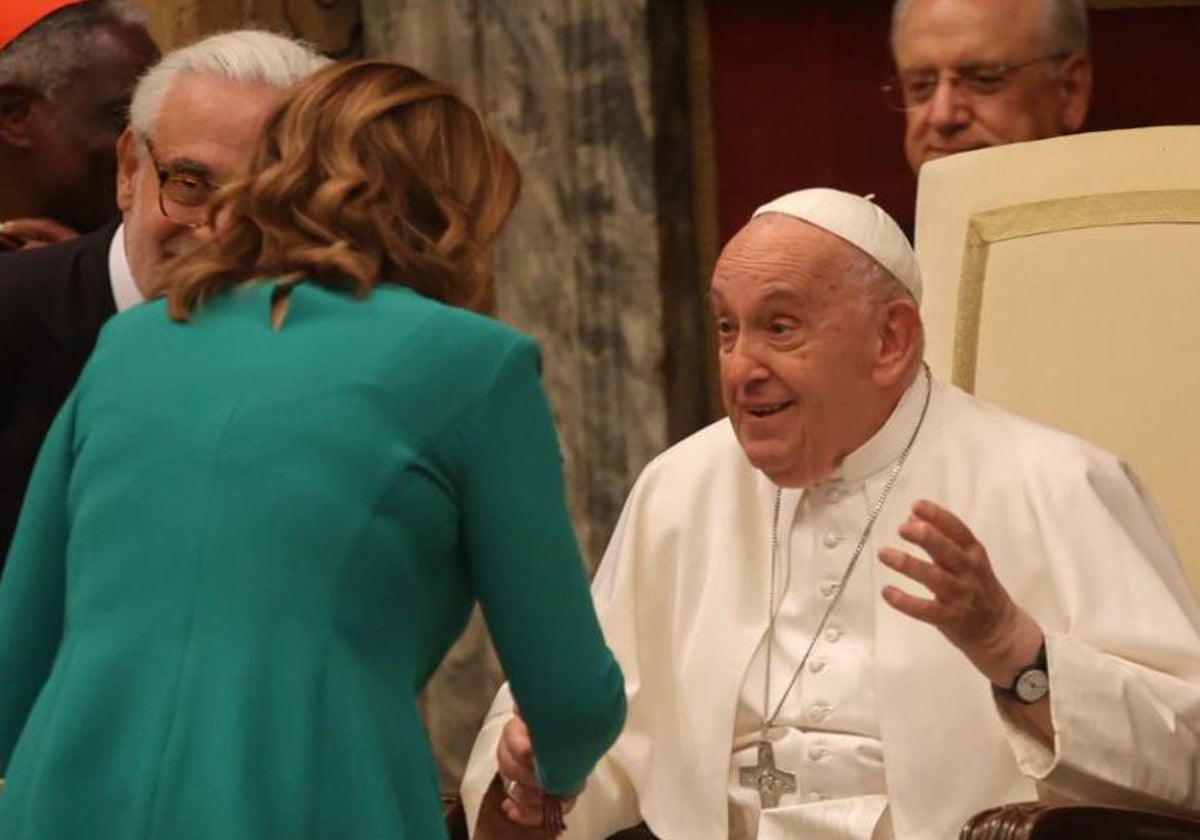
[891,0,1089,57]
[129,30,331,138]
[0,0,149,98]
[828,235,917,315]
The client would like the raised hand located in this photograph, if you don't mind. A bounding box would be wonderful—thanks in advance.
[878,499,1044,689]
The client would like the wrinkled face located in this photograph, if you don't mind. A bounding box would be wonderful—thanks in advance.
[116,73,281,296]
[711,216,898,488]
[894,0,1090,173]
[34,22,159,231]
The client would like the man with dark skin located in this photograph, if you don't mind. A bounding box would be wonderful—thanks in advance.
[0,0,158,249]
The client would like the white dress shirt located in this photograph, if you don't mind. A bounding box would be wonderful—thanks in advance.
[107,223,144,313]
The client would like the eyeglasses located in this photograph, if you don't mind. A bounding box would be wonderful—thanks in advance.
[143,137,217,228]
[881,52,1069,112]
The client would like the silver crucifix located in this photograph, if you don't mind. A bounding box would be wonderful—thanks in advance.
[738,739,797,808]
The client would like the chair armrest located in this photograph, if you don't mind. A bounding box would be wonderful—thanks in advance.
[960,801,1200,839]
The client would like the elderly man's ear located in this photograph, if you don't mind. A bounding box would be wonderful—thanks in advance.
[1059,54,1093,134]
[115,127,140,213]
[0,84,41,150]
[873,297,923,387]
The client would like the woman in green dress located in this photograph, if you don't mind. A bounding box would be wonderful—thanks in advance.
[0,59,625,839]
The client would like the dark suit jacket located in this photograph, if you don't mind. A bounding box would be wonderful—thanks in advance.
[0,221,119,564]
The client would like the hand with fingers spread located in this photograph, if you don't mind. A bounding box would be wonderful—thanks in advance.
[878,499,1045,689]
[496,709,580,828]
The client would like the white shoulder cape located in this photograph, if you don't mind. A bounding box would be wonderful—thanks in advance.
[463,380,1200,839]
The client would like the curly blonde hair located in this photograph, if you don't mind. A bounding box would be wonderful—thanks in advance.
[166,59,521,319]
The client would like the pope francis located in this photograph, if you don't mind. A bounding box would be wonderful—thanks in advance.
[461,188,1200,839]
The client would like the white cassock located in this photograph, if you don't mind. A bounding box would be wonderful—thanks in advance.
[461,375,1200,840]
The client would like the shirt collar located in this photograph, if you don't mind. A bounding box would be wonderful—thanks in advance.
[827,367,931,486]
[108,222,144,313]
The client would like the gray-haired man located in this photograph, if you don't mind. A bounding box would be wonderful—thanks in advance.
[886,0,1092,175]
[0,30,330,560]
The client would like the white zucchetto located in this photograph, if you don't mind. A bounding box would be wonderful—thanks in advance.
[752,188,922,304]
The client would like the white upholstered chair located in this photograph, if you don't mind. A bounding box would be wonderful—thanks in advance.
[915,125,1200,597]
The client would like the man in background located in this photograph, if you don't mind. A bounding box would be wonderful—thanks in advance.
[887,0,1092,174]
[0,30,329,561]
[0,0,158,249]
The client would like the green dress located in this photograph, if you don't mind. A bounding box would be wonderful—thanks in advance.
[0,281,625,839]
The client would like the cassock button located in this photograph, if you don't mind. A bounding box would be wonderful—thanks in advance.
[808,745,827,761]
[826,487,843,503]
[808,658,826,673]
[822,533,842,549]
[809,702,831,721]
[824,626,843,643]
[818,580,840,598]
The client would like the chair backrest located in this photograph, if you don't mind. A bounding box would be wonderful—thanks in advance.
[914,126,1200,595]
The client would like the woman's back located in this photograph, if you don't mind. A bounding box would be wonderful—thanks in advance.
[70,282,513,662]
[0,282,624,839]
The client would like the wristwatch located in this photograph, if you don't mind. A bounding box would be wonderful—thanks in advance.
[994,640,1049,704]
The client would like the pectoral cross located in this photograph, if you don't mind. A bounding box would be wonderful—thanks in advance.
[738,739,797,808]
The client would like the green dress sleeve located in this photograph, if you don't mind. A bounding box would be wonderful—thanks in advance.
[0,391,75,770]
[456,337,625,797]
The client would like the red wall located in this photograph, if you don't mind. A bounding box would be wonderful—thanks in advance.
[706,1,1200,242]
